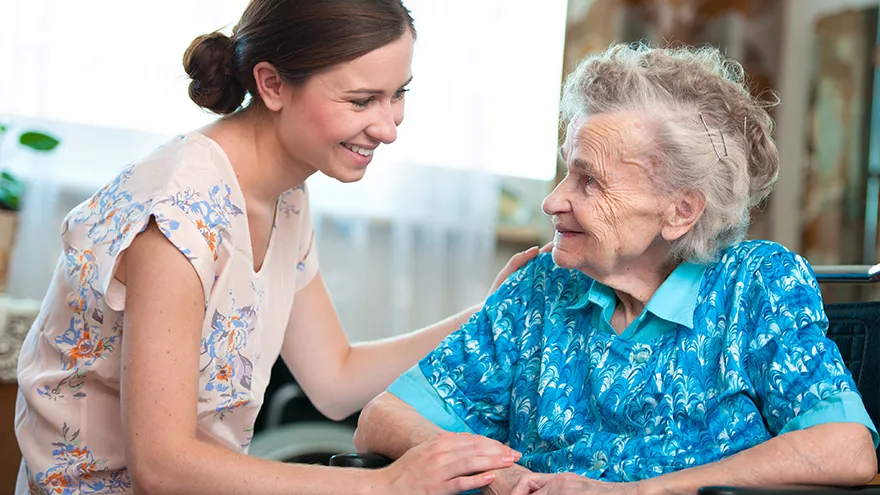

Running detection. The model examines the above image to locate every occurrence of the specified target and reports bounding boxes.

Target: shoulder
[495,251,584,290]
[698,240,817,307]
[704,240,813,286]
[148,132,239,197]
[65,132,245,271]
[71,132,233,213]
[488,252,590,312]
[701,240,825,332]
[134,133,246,231]
[716,239,800,268]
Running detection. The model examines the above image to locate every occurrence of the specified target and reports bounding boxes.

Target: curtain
[0,1,567,339]
[0,0,567,180]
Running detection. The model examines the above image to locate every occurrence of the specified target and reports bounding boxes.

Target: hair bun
[183,31,246,115]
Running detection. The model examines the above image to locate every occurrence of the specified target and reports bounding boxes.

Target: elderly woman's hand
[510,472,640,495]
[482,463,536,495]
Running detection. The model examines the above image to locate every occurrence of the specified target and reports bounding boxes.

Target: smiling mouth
[342,143,375,157]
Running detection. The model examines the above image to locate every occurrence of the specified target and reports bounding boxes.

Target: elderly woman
[352,43,879,495]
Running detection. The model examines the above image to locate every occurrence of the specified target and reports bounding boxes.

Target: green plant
[0,124,61,211]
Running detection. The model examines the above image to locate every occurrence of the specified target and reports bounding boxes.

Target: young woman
[15,1,536,493]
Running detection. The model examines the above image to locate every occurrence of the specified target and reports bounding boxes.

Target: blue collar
[568,262,707,330]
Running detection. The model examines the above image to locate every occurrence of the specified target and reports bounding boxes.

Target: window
[0,0,566,180]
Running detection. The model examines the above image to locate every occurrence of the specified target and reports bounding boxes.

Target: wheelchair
[248,360,359,464]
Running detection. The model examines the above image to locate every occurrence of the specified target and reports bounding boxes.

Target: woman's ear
[253,61,286,112]
[661,189,706,242]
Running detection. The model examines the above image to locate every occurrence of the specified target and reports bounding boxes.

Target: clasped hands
[373,431,638,495]
[486,463,640,495]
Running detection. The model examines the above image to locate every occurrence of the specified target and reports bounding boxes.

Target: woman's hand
[511,473,639,495]
[376,431,522,495]
[488,243,553,296]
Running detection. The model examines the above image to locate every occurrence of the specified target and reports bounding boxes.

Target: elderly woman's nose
[542,186,570,216]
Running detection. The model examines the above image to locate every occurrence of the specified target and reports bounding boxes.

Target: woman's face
[542,113,675,279]
[274,30,415,183]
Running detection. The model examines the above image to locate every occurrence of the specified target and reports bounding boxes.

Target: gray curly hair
[560,42,779,263]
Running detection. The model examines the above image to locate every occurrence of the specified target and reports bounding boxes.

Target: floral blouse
[15,132,319,494]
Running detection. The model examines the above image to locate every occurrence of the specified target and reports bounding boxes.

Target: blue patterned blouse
[388,241,878,482]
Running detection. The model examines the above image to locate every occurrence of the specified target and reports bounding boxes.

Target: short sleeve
[387,365,476,434]
[780,391,878,447]
[745,250,878,445]
[98,195,219,312]
[293,186,319,291]
[406,258,536,442]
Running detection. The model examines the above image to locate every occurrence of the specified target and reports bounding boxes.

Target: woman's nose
[366,104,399,144]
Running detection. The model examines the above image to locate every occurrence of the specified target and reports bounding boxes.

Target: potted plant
[0,124,60,293]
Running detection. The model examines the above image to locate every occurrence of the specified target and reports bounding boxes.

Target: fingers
[442,470,497,493]
[434,432,520,464]
[386,433,520,495]
[521,245,541,257]
[505,246,539,269]
[444,449,515,475]
[461,432,520,461]
[511,473,552,495]
[430,433,520,484]
[488,246,542,294]
[516,242,552,260]
[507,246,541,271]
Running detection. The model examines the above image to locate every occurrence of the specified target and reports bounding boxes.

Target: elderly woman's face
[543,113,673,277]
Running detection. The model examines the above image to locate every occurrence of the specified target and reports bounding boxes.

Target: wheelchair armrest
[329,452,392,469]
[699,485,880,495]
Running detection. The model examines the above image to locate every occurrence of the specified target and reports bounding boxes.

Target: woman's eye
[352,89,408,109]
[393,88,410,100]
[351,97,374,108]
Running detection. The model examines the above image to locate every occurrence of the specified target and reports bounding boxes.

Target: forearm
[638,423,877,495]
[354,391,445,459]
[335,303,481,415]
[132,437,381,495]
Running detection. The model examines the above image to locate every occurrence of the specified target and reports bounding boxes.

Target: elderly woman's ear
[660,189,705,242]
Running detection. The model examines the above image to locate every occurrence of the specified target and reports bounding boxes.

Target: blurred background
[1,0,879,489]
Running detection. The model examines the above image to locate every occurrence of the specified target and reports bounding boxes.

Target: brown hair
[183,0,416,115]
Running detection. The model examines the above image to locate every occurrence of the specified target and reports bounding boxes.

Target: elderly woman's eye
[583,176,596,187]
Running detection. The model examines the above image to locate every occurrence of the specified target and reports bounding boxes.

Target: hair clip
[699,112,728,160]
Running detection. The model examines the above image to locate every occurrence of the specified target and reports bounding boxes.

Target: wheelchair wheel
[248,421,356,465]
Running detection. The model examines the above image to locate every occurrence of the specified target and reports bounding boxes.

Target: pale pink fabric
[15,132,318,493]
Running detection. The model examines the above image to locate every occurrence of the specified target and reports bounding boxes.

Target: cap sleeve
[97,188,227,312]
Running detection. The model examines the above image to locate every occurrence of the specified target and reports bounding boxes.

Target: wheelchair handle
[813,264,880,283]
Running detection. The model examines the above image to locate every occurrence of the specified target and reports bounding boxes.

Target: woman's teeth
[343,143,374,157]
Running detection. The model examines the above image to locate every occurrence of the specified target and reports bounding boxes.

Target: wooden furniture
[0,296,40,493]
